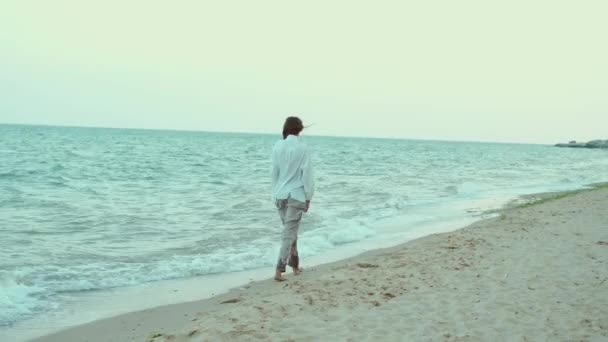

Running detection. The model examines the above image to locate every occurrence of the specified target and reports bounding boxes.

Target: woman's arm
[271,145,280,193]
[302,146,314,203]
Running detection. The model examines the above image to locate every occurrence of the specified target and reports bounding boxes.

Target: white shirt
[271,135,314,202]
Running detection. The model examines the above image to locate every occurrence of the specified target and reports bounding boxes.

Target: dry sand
[32,187,608,342]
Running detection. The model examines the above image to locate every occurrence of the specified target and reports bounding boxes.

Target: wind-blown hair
[282,116,304,139]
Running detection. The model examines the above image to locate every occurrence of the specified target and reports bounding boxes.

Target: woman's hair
[282,116,304,139]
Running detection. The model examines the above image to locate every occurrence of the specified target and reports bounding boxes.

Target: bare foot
[292,267,302,275]
[274,271,285,282]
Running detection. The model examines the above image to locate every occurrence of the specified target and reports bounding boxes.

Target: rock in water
[585,140,608,148]
[555,139,608,149]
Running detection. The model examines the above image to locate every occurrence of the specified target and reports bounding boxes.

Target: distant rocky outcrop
[556,140,608,149]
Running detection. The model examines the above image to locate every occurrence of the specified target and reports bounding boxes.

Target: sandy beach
[31,186,608,342]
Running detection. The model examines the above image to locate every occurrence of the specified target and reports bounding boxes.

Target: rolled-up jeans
[276,198,306,272]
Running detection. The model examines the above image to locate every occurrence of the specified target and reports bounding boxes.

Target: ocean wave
[443,185,459,195]
[0,272,51,327]
[201,180,229,185]
[0,217,378,324]
[323,222,375,246]
[0,171,17,179]
[48,180,69,188]
[50,164,65,172]
[0,169,44,180]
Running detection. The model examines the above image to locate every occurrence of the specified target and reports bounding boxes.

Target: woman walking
[271,117,314,281]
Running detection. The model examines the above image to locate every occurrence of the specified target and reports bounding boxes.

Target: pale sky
[1,0,606,143]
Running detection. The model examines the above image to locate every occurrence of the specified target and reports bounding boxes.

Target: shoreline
[29,184,608,341]
[6,206,483,342]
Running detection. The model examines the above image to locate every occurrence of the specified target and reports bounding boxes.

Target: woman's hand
[305,200,311,212]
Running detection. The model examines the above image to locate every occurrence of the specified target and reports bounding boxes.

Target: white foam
[0,272,50,327]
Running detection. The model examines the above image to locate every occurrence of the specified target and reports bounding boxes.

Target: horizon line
[0,122,552,146]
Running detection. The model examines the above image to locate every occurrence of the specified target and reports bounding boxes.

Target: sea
[1,124,607,340]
